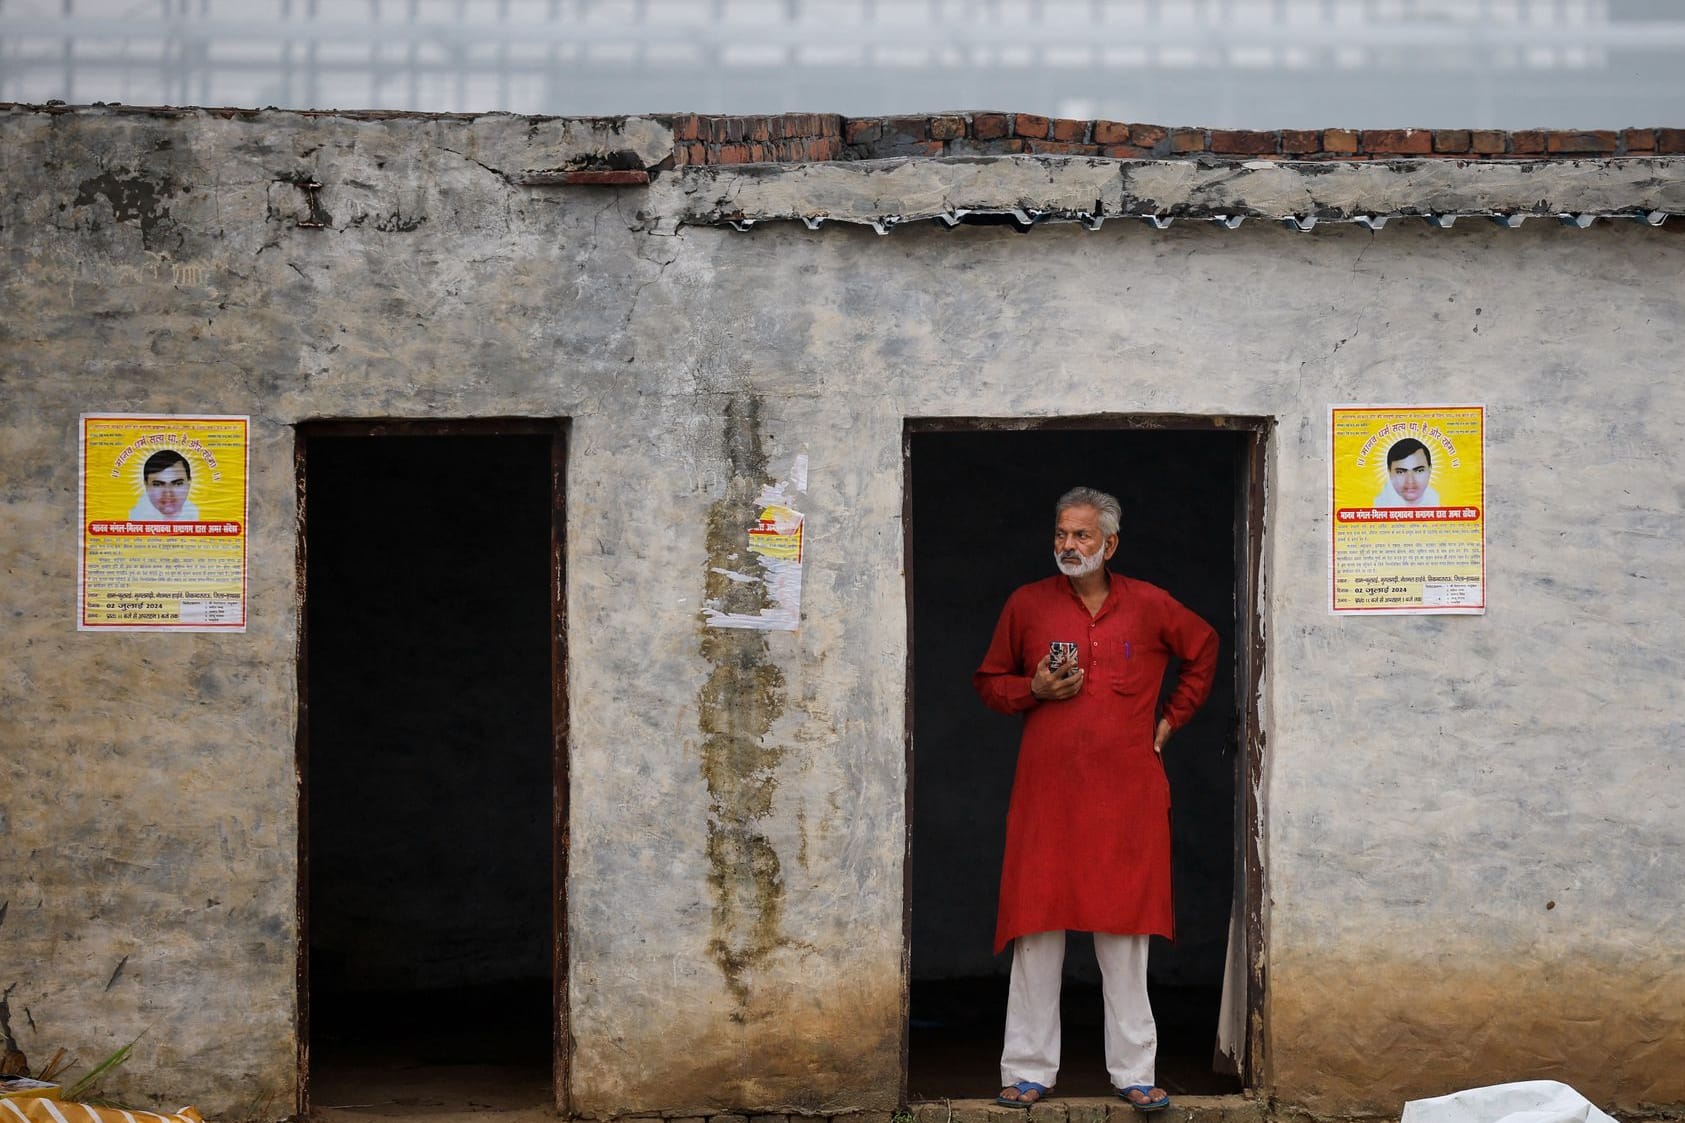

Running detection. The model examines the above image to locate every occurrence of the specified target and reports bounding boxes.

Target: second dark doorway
[301,427,563,1115]
[907,424,1250,1101]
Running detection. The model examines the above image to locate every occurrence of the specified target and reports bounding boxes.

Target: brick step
[908,1094,1267,1123]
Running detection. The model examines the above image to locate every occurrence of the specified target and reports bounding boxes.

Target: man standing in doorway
[974,486,1218,1112]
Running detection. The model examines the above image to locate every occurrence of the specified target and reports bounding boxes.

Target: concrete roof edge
[648,155,1685,229]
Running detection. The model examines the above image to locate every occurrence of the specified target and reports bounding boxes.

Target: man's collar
[1060,567,1119,601]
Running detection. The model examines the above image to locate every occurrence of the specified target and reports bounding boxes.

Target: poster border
[1327,402,1486,617]
[77,412,252,633]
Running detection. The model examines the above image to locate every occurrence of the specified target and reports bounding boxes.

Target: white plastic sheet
[1402,1081,1618,1123]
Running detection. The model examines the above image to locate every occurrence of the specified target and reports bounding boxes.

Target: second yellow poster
[1329,405,1486,615]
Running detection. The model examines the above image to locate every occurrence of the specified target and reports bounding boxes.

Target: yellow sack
[0,1080,59,1102]
[0,1100,203,1123]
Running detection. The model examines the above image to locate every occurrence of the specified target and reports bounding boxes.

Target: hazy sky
[2,1,1683,127]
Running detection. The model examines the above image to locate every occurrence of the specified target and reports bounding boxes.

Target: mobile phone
[1049,641,1079,673]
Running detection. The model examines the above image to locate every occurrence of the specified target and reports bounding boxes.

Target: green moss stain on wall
[697,395,790,1010]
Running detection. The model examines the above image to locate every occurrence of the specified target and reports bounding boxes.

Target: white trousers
[1000,930,1157,1090]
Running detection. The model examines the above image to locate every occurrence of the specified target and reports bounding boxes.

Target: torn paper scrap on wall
[704,455,807,631]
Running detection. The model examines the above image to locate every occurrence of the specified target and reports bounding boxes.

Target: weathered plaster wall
[1,107,1681,1119]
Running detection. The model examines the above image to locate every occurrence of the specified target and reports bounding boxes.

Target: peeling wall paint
[703,426,808,632]
[1,106,1682,1120]
[72,169,179,248]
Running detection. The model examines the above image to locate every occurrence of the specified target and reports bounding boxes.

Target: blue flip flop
[997,1080,1052,1108]
[1117,1085,1171,1112]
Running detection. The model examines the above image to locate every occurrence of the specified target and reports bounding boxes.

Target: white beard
[1055,549,1104,578]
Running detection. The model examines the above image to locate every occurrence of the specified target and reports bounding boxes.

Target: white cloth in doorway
[1000,930,1157,1090]
[1214,903,1244,1076]
[1402,1081,1619,1123]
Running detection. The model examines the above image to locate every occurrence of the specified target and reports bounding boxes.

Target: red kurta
[974,571,1218,954]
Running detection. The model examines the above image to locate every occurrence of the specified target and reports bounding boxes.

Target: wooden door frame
[898,414,1272,1096]
[293,417,571,1116]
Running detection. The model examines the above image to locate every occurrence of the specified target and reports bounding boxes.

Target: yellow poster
[1329,405,1485,615]
[78,414,250,632]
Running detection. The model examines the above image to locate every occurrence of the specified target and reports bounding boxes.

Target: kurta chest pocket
[1109,637,1161,694]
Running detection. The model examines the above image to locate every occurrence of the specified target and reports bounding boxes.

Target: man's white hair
[1055,486,1122,537]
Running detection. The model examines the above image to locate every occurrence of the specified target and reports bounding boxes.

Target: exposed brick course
[1014,113,1052,139]
[1129,123,1168,147]
[1093,120,1131,145]
[1362,128,1432,155]
[1323,128,1358,154]
[929,115,967,140]
[1211,129,1277,156]
[883,114,931,138]
[1471,130,1507,155]
[1547,130,1618,154]
[844,118,881,145]
[1170,127,1206,153]
[559,169,651,186]
[862,120,946,157]
[1623,129,1656,153]
[1279,129,1320,155]
[807,136,843,161]
[1050,117,1089,142]
[650,112,1683,171]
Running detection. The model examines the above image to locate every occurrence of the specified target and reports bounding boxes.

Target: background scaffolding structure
[3,0,1684,124]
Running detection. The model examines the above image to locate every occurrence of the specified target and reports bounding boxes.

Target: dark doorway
[297,422,566,1116]
[904,421,1263,1101]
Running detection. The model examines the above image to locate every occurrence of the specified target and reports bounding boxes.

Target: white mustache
[1055,549,1103,576]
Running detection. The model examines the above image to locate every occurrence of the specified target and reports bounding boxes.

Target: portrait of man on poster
[1372,438,1442,508]
[128,449,202,522]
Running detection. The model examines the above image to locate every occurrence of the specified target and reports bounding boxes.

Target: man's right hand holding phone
[1030,653,1084,701]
